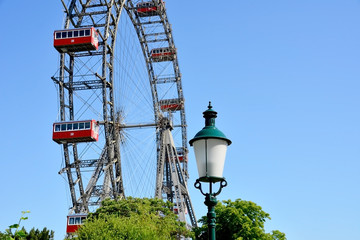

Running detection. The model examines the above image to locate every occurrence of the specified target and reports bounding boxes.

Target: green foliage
[0,211,54,240]
[74,197,193,240]
[25,228,54,240]
[193,199,286,240]
[270,230,287,240]
[1,211,30,240]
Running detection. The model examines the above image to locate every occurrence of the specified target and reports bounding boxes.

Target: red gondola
[52,120,99,144]
[176,147,187,162]
[159,98,183,112]
[66,214,87,234]
[54,27,99,53]
[178,154,187,162]
[173,206,188,214]
[136,0,165,17]
[150,47,176,62]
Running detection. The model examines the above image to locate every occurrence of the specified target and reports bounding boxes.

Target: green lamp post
[189,102,231,240]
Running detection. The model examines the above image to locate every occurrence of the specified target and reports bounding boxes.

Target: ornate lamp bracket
[194,178,228,197]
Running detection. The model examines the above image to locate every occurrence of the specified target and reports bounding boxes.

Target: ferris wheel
[52,0,197,228]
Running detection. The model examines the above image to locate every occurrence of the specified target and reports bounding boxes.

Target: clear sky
[0,0,359,239]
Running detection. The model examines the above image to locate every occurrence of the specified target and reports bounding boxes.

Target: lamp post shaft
[205,193,217,240]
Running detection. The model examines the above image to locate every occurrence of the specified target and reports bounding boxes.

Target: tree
[74,197,193,240]
[26,228,54,240]
[193,199,286,240]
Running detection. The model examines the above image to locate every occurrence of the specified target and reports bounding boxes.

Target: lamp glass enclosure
[193,138,229,182]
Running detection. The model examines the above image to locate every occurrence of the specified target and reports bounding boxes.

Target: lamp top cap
[203,101,217,117]
[189,101,232,146]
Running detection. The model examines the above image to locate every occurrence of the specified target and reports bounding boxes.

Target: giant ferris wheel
[51,0,196,227]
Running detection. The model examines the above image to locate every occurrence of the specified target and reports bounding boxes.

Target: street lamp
[189,102,231,240]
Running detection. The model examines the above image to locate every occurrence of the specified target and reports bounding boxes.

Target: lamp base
[198,176,225,183]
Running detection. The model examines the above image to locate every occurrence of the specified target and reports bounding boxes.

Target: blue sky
[0,0,360,239]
